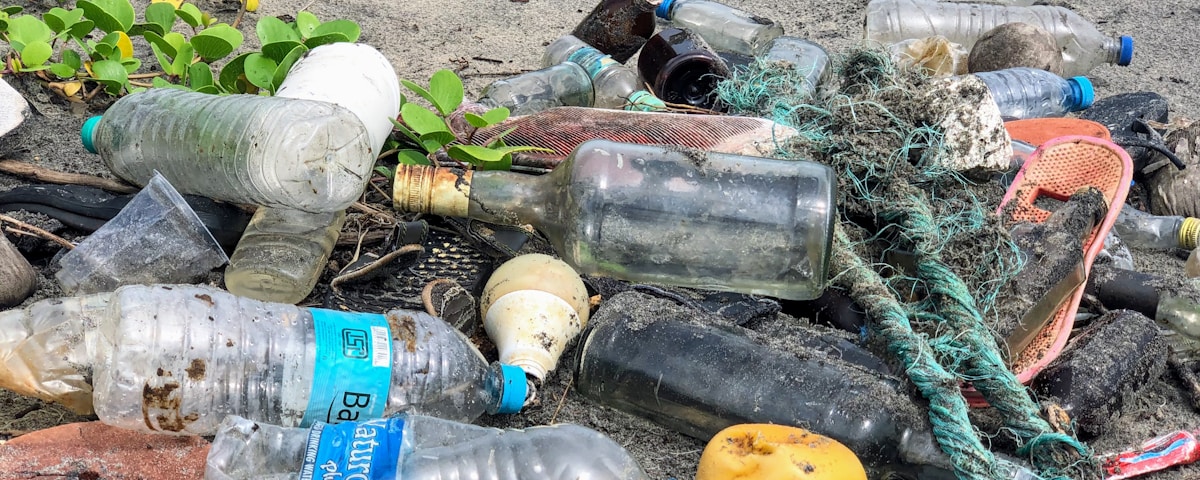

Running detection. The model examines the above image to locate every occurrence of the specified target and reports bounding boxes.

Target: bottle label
[567,47,618,79]
[300,417,404,480]
[304,308,393,426]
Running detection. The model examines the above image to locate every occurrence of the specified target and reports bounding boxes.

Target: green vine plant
[0,0,360,99]
[384,69,551,172]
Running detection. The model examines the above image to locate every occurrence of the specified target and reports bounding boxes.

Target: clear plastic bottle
[969,67,1094,120]
[655,0,784,56]
[477,62,596,116]
[205,414,650,480]
[542,35,666,111]
[636,27,730,110]
[1112,206,1200,250]
[1189,247,1200,278]
[225,208,346,304]
[757,36,832,99]
[864,0,1134,77]
[0,284,527,435]
[81,89,374,213]
[392,139,836,301]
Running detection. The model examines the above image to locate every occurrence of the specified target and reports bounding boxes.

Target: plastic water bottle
[1113,206,1200,250]
[477,62,597,116]
[81,89,374,213]
[969,67,1094,120]
[204,414,650,480]
[0,284,527,435]
[864,0,1134,77]
[655,0,784,56]
[542,35,666,111]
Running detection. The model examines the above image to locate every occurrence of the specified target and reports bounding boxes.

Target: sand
[1,0,1199,478]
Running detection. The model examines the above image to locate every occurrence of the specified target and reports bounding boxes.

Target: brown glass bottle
[637,27,730,110]
[571,0,656,63]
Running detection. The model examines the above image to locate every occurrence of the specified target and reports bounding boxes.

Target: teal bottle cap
[81,116,102,153]
[1118,36,1134,66]
[1067,76,1094,111]
[656,0,676,19]
[496,363,528,414]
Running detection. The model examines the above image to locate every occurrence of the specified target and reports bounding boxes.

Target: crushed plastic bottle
[969,67,1094,120]
[392,139,835,301]
[81,89,374,213]
[655,0,784,56]
[0,284,526,435]
[864,0,1134,77]
[1112,206,1200,250]
[542,35,666,111]
[205,414,650,480]
[476,62,596,116]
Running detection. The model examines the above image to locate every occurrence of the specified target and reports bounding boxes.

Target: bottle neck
[1103,36,1122,64]
[391,165,556,230]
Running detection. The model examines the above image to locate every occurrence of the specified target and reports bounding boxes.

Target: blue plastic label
[303,309,393,427]
[567,47,617,79]
[299,417,405,480]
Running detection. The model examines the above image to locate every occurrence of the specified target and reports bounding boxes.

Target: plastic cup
[55,173,229,295]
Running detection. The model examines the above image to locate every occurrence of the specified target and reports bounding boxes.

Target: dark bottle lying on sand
[637,27,730,110]
[392,139,835,301]
[570,0,656,63]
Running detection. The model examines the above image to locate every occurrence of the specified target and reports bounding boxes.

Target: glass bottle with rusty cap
[392,139,836,301]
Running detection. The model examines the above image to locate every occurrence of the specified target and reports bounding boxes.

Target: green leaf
[390,118,422,146]
[482,106,510,125]
[194,85,219,94]
[463,113,489,129]
[90,42,114,61]
[62,48,82,70]
[170,41,193,76]
[427,69,463,116]
[120,56,141,74]
[144,2,176,34]
[148,41,173,73]
[481,153,512,171]
[294,11,318,38]
[396,150,431,166]
[18,41,53,69]
[7,15,53,50]
[152,75,191,90]
[217,52,251,92]
[420,131,457,149]
[255,16,299,44]
[309,19,359,42]
[91,58,128,95]
[0,13,10,33]
[190,24,243,62]
[373,165,394,179]
[400,103,450,136]
[175,3,202,28]
[2,6,23,15]
[44,7,84,34]
[78,0,135,33]
[67,19,96,39]
[420,138,445,155]
[302,32,350,50]
[49,62,76,78]
[270,45,306,91]
[188,61,213,89]
[260,40,303,63]
[400,79,438,109]
[242,52,276,90]
[447,144,508,163]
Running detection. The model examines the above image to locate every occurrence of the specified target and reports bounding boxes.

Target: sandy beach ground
[1,0,1199,478]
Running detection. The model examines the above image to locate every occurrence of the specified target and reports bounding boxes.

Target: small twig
[84,84,105,102]
[0,159,138,193]
[0,214,74,250]
[127,80,154,88]
[231,0,248,30]
[470,56,504,64]
[335,229,391,247]
[459,70,534,78]
[1169,349,1200,412]
[127,72,165,79]
[549,376,573,424]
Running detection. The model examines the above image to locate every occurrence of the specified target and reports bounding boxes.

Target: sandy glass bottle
[392,139,836,301]
[543,35,666,111]
[225,208,346,304]
[655,0,784,56]
[637,27,730,110]
[570,0,656,63]
[477,62,596,116]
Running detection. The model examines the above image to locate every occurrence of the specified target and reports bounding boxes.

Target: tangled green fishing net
[715,49,1097,480]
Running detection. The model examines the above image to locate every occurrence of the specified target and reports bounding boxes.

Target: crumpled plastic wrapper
[891,36,969,77]
[1147,118,1200,218]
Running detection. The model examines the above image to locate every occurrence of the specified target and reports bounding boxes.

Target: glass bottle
[655,0,784,56]
[476,62,596,116]
[757,36,832,99]
[864,0,1134,77]
[391,139,836,301]
[543,35,666,111]
[224,208,346,304]
[1112,206,1200,250]
[636,27,730,110]
[570,0,656,63]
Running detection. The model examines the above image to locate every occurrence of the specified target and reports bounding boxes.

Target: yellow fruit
[697,424,867,480]
[245,0,258,12]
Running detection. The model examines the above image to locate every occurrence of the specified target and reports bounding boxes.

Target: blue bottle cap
[81,116,102,154]
[496,363,528,414]
[1067,76,1094,111]
[656,0,676,19]
[1118,36,1134,66]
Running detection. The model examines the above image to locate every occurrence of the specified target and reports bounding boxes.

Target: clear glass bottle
[224,208,346,304]
[757,36,832,99]
[205,414,650,480]
[0,284,527,435]
[970,67,1094,120]
[391,139,836,301]
[655,0,784,56]
[636,27,730,110]
[570,0,656,63]
[81,89,374,213]
[477,62,596,116]
[864,0,1134,77]
[1112,206,1200,250]
[543,35,666,111]
[1188,247,1200,278]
